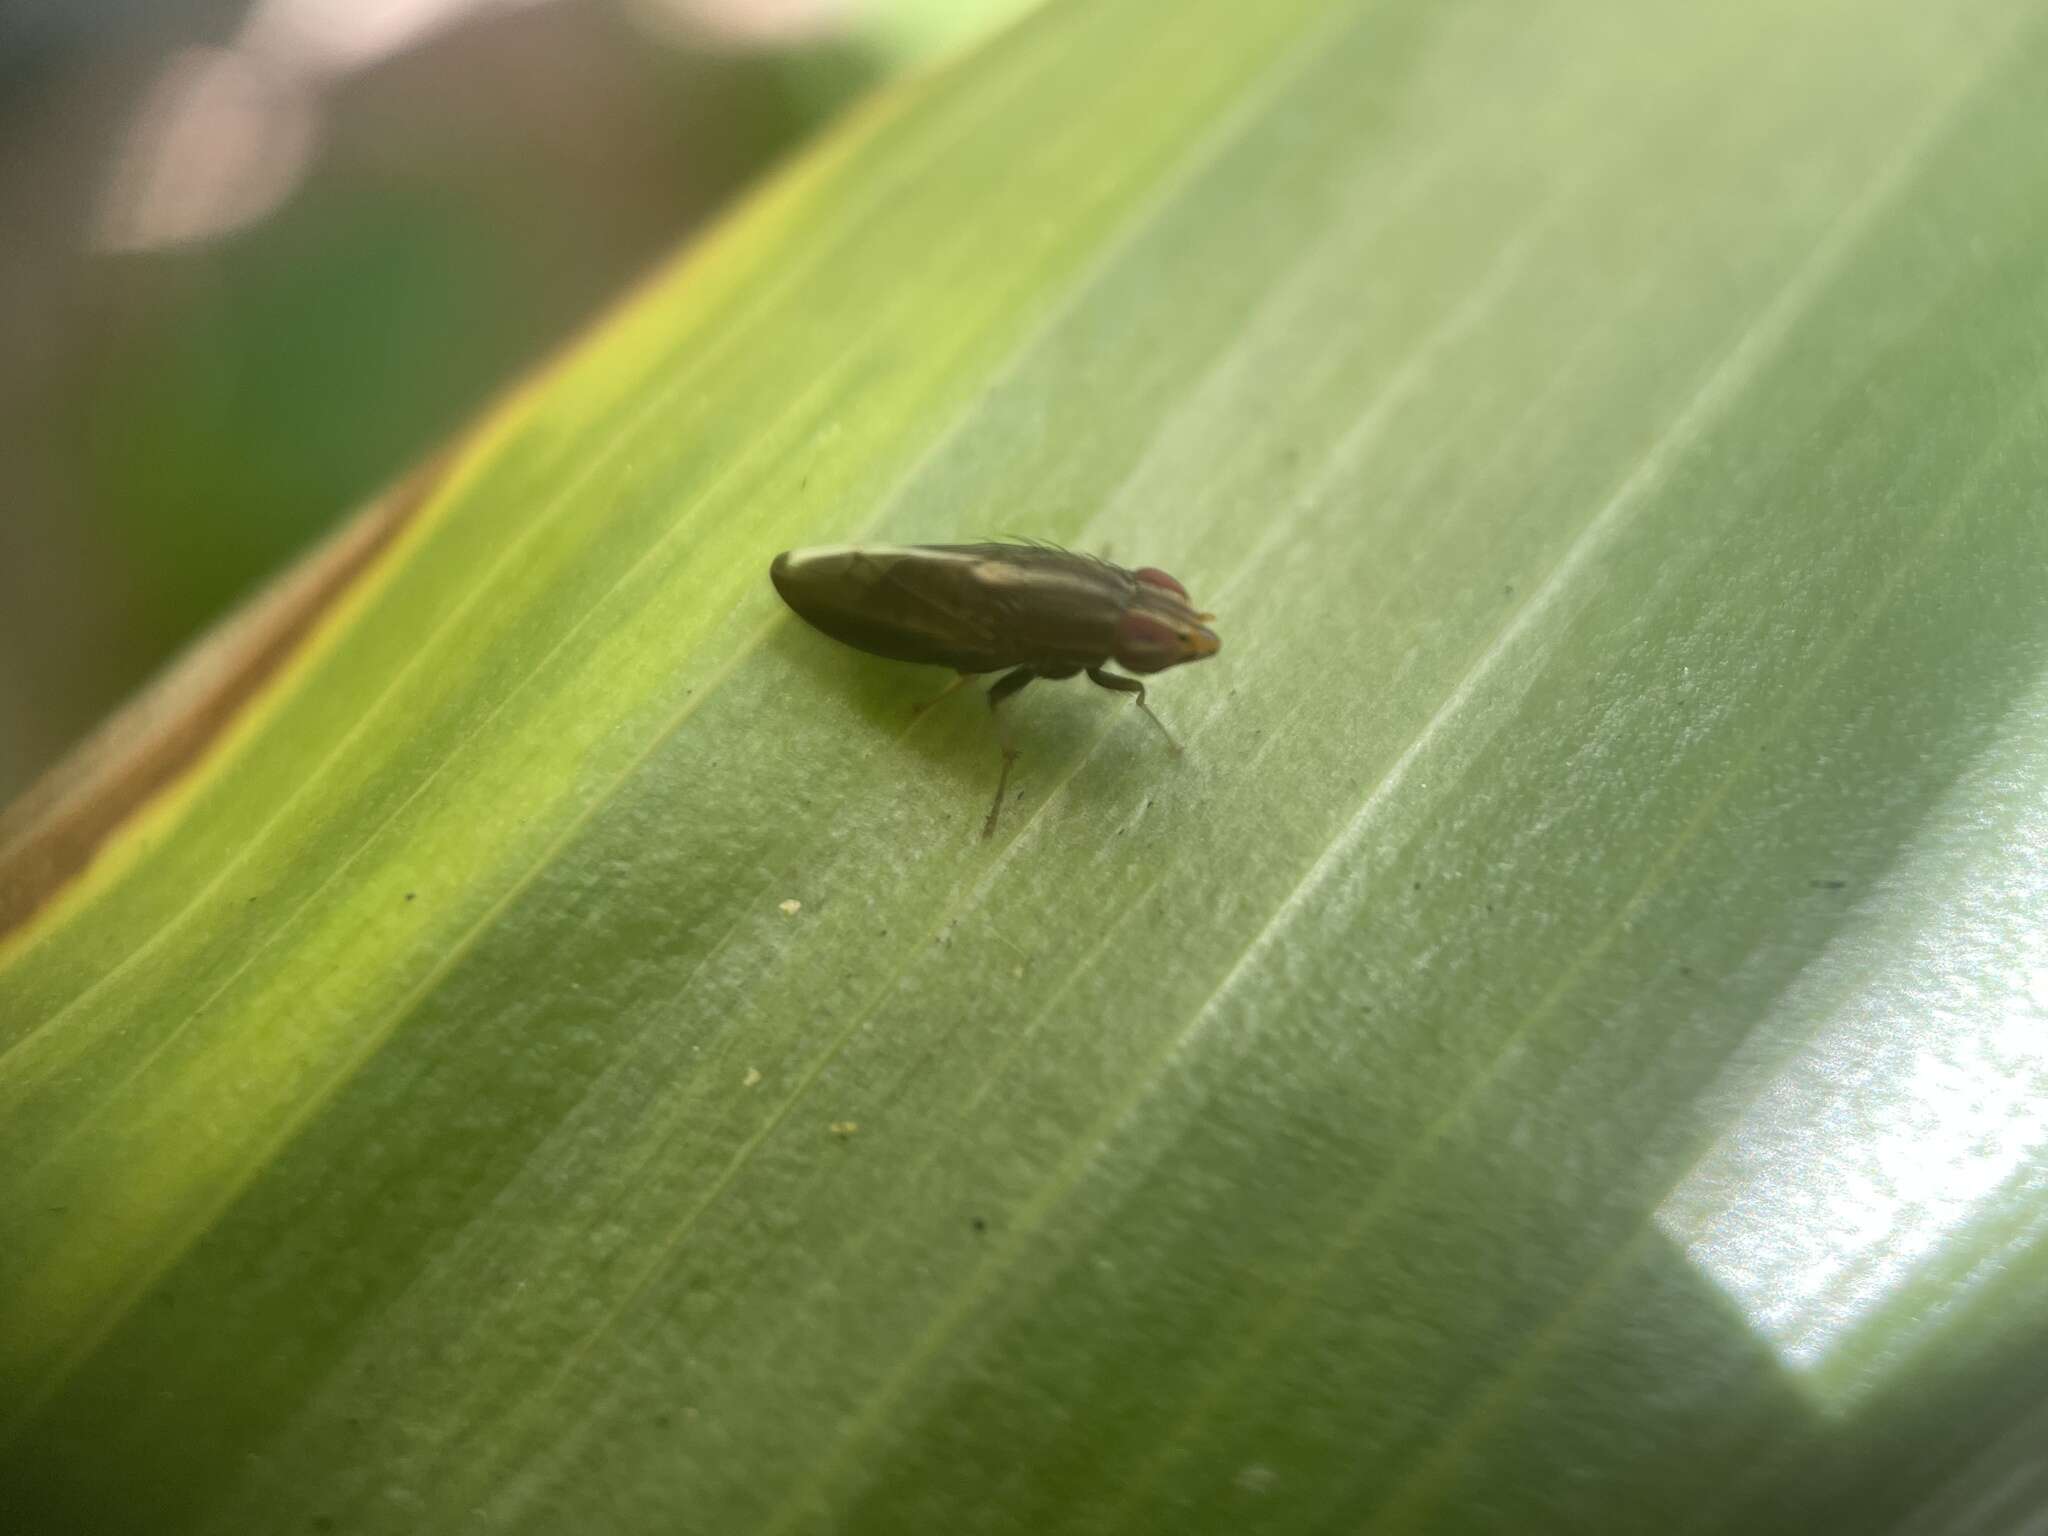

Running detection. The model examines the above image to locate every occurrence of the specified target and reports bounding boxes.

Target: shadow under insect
[772,624,1156,839]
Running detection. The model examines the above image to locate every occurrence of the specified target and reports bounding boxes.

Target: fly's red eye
[1114,611,1185,674]
[1133,567,1188,600]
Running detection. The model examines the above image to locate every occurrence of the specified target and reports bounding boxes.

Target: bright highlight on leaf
[1659,671,2048,1409]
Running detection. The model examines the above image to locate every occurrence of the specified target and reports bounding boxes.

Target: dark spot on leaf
[312,1517,336,1534]
[405,892,416,902]
[1810,878,1848,890]
[1412,880,1422,892]
[1680,965,1694,978]
[1504,584,1515,596]
[971,1216,988,1234]
[655,1411,674,1430]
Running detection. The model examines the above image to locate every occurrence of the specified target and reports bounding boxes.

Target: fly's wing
[773,543,1134,672]
[771,545,1022,672]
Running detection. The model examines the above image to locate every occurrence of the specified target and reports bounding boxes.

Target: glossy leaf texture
[5,0,2048,1531]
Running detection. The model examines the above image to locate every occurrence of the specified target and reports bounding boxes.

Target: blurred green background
[0,0,1035,807]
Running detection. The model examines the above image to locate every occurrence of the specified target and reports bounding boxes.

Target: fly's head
[1112,566,1221,675]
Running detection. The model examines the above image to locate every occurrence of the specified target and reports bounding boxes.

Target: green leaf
[5,0,2047,1530]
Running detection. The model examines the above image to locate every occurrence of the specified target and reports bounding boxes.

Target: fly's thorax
[967,550,1132,668]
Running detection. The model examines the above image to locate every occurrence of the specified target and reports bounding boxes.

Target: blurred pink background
[0,0,1027,805]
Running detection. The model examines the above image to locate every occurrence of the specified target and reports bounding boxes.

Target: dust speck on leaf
[779,898,803,916]
[829,1121,860,1138]
[743,1066,763,1088]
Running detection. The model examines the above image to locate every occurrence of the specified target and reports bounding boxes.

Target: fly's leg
[911,671,975,719]
[1087,667,1181,755]
[981,667,1037,838]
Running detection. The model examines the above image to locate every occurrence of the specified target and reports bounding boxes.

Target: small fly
[769,541,1221,837]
